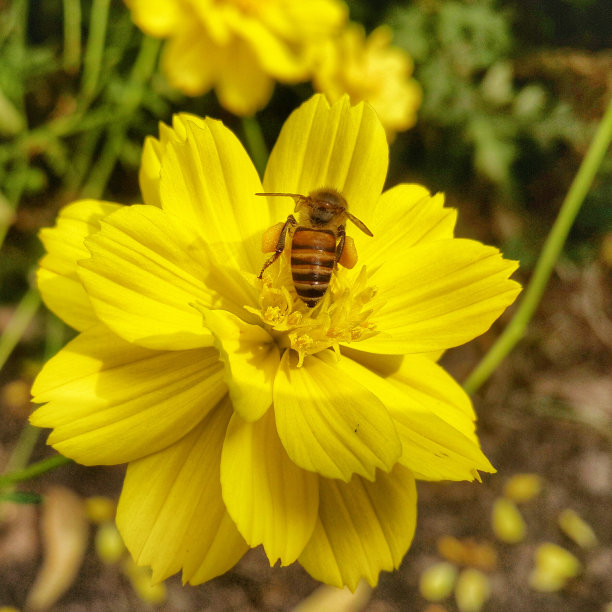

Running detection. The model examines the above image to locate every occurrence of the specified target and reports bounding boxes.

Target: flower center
[247,251,381,366]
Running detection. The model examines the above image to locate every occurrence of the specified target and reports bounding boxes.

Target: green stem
[4,424,40,475]
[80,0,110,108]
[81,35,160,197]
[127,35,162,96]
[80,122,127,198]
[0,1,29,249]
[8,0,28,115]
[0,189,15,250]
[242,115,269,177]
[0,455,73,489]
[2,315,66,489]
[43,312,67,361]
[464,98,612,395]
[63,126,104,194]
[63,0,82,74]
[0,88,26,136]
[0,285,40,372]
[14,105,121,152]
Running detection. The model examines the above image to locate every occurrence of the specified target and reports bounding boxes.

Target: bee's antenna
[255,192,302,198]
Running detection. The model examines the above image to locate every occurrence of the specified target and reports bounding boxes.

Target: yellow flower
[313,23,422,140]
[31,95,520,590]
[125,0,347,115]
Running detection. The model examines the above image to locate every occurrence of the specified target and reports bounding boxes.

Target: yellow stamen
[255,253,381,365]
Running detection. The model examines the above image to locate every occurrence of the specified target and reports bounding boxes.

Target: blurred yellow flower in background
[313,24,422,140]
[125,0,347,115]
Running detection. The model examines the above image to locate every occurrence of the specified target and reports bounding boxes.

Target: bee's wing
[346,211,374,237]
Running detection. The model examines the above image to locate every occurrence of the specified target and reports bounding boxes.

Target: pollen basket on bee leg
[261,222,285,253]
[338,235,358,269]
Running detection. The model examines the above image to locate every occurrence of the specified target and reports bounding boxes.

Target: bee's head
[309,188,347,211]
[304,188,347,226]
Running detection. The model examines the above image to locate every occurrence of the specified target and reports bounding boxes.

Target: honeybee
[257,188,373,308]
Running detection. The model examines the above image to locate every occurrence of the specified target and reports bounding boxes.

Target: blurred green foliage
[375,0,609,266]
[385,0,610,197]
[392,0,522,187]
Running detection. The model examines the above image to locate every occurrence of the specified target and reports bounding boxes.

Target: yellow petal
[30,325,225,465]
[262,95,388,225]
[125,0,185,37]
[273,350,401,482]
[334,352,493,481]
[37,199,121,331]
[79,204,238,350]
[215,39,276,116]
[395,412,494,481]
[202,308,279,422]
[139,136,164,207]
[344,348,476,437]
[220,409,318,565]
[355,185,456,271]
[116,399,249,585]
[263,0,347,41]
[359,239,521,354]
[299,464,417,591]
[231,17,309,81]
[140,112,243,208]
[161,24,220,96]
[167,112,215,141]
[159,116,269,276]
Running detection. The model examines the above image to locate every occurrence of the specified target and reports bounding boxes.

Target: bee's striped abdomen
[291,227,336,308]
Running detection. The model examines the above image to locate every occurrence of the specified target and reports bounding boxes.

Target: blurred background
[0,0,610,610]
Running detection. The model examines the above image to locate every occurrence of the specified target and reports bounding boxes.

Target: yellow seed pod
[536,543,582,575]
[491,498,526,543]
[95,522,126,564]
[84,496,116,524]
[558,509,598,549]
[419,562,458,602]
[131,575,167,606]
[0,607,22,612]
[454,568,491,612]
[529,543,581,592]
[503,473,542,503]
[292,581,372,612]
[122,558,167,605]
[528,568,567,593]
[436,536,497,570]
[1,379,31,415]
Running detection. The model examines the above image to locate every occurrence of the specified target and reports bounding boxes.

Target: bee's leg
[336,225,358,269]
[334,225,346,269]
[258,215,297,279]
